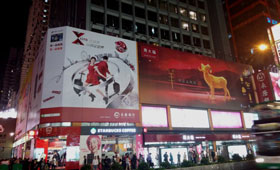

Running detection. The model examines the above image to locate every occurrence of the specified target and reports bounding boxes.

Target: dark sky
[1,0,31,83]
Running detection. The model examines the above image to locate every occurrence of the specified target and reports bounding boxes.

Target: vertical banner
[79,135,102,166]
[269,72,280,100]
[253,70,274,103]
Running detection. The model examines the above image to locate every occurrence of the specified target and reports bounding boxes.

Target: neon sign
[267,17,278,25]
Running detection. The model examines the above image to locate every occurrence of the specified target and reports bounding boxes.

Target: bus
[252,108,280,169]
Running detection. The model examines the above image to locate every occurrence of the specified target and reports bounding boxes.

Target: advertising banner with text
[138,43,255,110]
[41,27,139,123]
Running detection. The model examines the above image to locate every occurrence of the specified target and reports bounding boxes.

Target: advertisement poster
[253,70,274,103]
[41,27,139,122]
[269,72,280,100]
[79,135,102,165]
[138,43,254,110]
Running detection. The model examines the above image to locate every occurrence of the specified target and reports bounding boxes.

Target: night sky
[1,0,31,83]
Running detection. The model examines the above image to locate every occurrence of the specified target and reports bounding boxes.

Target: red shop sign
[253,70,274,103]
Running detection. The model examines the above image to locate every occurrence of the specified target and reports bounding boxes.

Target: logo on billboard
[114,112,120,119]
[115,41,127,53]
[72,31,86,45]
[256,72,265,82]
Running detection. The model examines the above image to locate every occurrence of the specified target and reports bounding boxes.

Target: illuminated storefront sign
[81,127,141,135]
[211,110,243,128]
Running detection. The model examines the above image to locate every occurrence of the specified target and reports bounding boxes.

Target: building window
[148,11,157,22]
[136,22,146,34]
[183,35,191,45]
[193,37,201,47]
[91,10,104,25]
[179,7,188,17]
[159,14,168,25]
[122,19,133,32]
[198,1,205,9]
[159,0,168,10]
[135,7,145,19]
[189,11,197,20]
[91,0,104,7]
[201,26,208,35]
[200,13,206,22]
[171,18,179,28]
[107,0,119,11]
[169,4,178,14]
[107,15,119,29]
[189,0,196,6]
[182,21,189,31]
[172,32,181,42]
[149,26,158,38]
[122,3,132,15]
[191,23,199,33]
[161,29,170,40]
[147,0,157,7]
[203,40,211,49]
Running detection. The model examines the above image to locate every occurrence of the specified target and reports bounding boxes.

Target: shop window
[159,14,168,25]
[200,13,206,22]
[193,37,201,47]
[122,3,132,15]
[149,26,158,37]
[107,0,119,11]
[172,32,181,42]
[179,7,188,17]
[91,0,104,7]
[191,23,199,33]
[136,22,146,34]
[189,11,197,20]
[183,34,191,45]
[170,18,179,28]
[198,1,205,9]
[203,39,211,49]
[189,0,196,6]
[148,11,157,22]
[169,3,178,14]
[107,15,119,29]
[147,0,157,7]
[91,10,104,25]
[122,19,133,32]
[135,7,145,19]
[159,0,168,10]
[201,26,208,35]
[161,29,170,40]
[182,21,189,31]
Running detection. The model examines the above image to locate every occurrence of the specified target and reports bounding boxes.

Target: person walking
[92,156,99,170]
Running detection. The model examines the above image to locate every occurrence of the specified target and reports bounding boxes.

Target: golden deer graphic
[198,63,231,100]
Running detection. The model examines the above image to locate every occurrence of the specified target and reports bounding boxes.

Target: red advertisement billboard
[253,70,274,103]
[138,43,255,110]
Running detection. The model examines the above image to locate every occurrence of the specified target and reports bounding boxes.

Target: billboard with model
[138,43,255,110]
[41,27,139,123]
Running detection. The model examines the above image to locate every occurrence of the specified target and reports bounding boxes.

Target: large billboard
[138,43,254,110]
[41,27,139,122]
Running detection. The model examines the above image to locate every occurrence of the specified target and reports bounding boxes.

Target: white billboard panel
[41,27,139,122]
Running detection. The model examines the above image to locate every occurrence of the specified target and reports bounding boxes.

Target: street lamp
[258,44,268,51]
[250,43,269,54]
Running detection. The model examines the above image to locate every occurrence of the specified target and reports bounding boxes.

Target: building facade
[226,0,280,69]
[13,26,258,169]
[21,0,235,88]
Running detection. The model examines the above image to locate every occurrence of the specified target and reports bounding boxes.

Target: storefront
[142,132,255,166]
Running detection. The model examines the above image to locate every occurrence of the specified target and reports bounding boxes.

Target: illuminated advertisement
[41,26,139,122]
[243,112,259,129]
[211,110,242,128]
[138,43,254,110]
[79,135,102,165]
[269,72,280,100]
[271,23,280,64]
[141,106,168,127]
[254,70,274,103]
[170,108,209,128]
